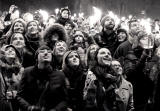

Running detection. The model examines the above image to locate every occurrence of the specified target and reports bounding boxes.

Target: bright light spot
[140,19,152,34]
[23,13,33,22]
[55,8,59,15]
[73,13,77,17]
[108,11,115,19]
[79,13,84,18]
[39,9,49,21]
[89,6,102,27]
[121,17,126,21]
[129,15,132,19]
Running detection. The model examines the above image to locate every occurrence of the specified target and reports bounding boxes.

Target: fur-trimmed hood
[43,23,68,42]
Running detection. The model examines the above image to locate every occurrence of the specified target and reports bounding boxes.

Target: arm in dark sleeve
[4,13,11,21]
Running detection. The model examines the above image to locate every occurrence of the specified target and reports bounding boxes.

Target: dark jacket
[16,66,68,111]
[94,30,118,56]
[62,51,86,111]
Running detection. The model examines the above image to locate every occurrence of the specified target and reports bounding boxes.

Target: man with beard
[16,45,68,111]
[93,15,118,56]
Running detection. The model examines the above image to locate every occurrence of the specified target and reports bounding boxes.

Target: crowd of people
[0,4,160,111]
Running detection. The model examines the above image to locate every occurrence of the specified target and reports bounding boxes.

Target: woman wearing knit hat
[16,45,68,111]
[0,45,23,111]
[62,50,86,111]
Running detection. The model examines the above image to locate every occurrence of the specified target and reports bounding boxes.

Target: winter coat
[83,66,134,111]
[16,66,68,111]
[94,30,118,56]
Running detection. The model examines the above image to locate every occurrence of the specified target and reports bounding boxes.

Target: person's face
[117,32,127,42]
[11,33,25,48]
[89,45,99,58]
[74,31,84,43]
[54,41,67,56]
[64,23,72,33]
[67,51,80,67]
[13,22,24,33]
[97,48,112,66]
[27,22,39,35]
[139,35,153,49]
[111,61,123,76]
[129,21,141,35]
[51,33,59,43]
[5,47,16,59]
[38,49,52,63]
[61,10,69,19]
[104,17,115,30]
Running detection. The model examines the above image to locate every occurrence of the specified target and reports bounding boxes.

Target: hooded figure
[0,45,23,111]
[43,23,68,49]
[56,7,71,26]
[62,50,86,111]
[16,45,68,111]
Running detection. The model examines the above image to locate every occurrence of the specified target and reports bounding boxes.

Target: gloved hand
[28,106,42,111]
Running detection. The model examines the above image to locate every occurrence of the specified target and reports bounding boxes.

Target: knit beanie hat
[100,15,114,27]
[34,45,52,60]
[4,45,22,63]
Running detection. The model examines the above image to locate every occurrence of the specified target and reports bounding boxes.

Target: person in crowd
[43,23,68,49]
[25,20,42,52]
[93,15,118,55]
[70,30,88,67]
[16,45,68,111]
[148,46,160,111]
[6,18,26,38]
[116,28,128,46]
[56,7,72,26]
[64,20,76,37]
[114,18,141,60]
[123,30,153,111]
[62,50,86,111]
[83,47,134,111]
[85,44,99,70]
[0,45,23,111]
[70,30,86,50]
[3,5,20,34]
[53,40,68,70]
[8,32,35,67]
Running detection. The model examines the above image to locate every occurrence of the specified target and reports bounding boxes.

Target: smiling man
[16,45,68,111]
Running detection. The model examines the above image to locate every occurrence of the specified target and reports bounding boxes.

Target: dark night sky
[0,0,160,19]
